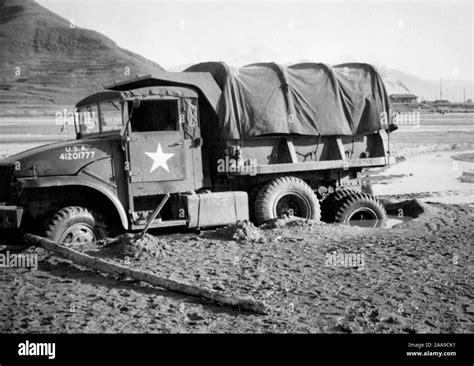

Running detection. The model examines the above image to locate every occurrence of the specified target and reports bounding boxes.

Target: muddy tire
[333,192,387,228]
[254,176,321,225]
[321,188,358,222]
[44,206,108,245]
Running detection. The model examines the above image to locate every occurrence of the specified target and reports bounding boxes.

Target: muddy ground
[1,199,472,333]
[1,113,473,333]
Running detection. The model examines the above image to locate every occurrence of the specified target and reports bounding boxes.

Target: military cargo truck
[0,62,397,244]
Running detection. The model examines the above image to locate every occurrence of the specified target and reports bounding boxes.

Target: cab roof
[104,72,222,112]
[76,86,199,108]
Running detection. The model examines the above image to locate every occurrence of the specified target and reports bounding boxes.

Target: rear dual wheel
[322,190,387,228]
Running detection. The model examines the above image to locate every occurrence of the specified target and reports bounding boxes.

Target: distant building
[390,93,418,103]
[384,80,418,104]
[433,99,451,105]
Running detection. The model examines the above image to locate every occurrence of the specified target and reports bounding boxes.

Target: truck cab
[0,82,248,244]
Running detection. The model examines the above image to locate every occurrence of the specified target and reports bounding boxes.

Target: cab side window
[130,100,179,132]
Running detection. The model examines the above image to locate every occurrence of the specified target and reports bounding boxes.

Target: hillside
[379,67,473,103]
[0,0,164,114]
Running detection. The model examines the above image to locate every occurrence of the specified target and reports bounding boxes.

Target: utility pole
[464,88,466,103]
[440,79,443,101]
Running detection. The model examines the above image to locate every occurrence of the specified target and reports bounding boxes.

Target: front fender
[19,176,129,230]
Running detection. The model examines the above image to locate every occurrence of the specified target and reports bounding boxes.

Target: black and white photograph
[0,0,472,362]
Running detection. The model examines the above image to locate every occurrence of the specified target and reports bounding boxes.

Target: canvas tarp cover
[185,62,392,140]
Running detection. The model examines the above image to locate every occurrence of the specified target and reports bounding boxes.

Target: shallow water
[385,215,411,228]
[372,149,474,204]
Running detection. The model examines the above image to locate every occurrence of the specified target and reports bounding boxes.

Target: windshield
[75,99,123,135]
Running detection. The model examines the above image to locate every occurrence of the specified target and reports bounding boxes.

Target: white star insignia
[145,143,174,173]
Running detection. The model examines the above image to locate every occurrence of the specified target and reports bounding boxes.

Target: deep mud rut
[1,200,472,333]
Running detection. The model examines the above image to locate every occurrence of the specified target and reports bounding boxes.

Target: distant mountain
[166,63,197,72]
[383,79,412,95]
[0,0,164,112]
[378,67,473,103]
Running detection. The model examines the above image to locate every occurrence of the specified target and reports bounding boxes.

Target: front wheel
[43,206,108,245]
[254,176,321,225]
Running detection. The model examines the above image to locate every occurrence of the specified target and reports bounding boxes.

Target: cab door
[127,99,186,183]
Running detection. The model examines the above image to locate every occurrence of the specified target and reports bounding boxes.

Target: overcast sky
[37,0,473,81]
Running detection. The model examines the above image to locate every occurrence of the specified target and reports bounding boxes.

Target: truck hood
[1,134,122,178]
